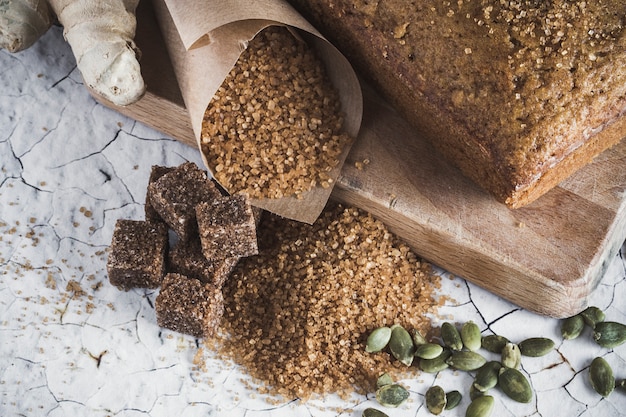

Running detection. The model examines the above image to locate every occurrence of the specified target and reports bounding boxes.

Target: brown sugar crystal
[107,219,168,290]
[200,26,353,199]
[214,203,442,400]
[147,162,222,241]
[196,194,258,260]
[168,237,239,288]
[156,273,224,338]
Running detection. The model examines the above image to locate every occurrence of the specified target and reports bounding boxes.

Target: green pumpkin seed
[501,342,521,369]
[580,306,606,328]
[446,351,487,371]
[419,349,451,373]
[481,334,510,353]
[415,343,444,360]
[389,325,415,366]
[445,390,462,410]
[461,321,482,352]
[376,383,410,407]
[499,367,532,403]
[376,373,394,389]
[366,327,392,353]
[474,361,501,392]
[425,385,447,415]
[518,337,555,357]
[412,329,428,346]
[465,395,494,417]
[561,314,585,340]
[363,408,389,417]
[593,321,626,348]
[441,322,463,351]
[469,383,486,400]
[589,357,615,397]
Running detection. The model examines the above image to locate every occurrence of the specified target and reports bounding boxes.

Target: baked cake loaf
[288,0,626,208]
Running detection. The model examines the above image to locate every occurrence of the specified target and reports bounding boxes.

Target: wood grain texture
[99,0,626,317]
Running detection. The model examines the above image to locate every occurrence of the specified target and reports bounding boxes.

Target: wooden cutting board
[102,1,626,318]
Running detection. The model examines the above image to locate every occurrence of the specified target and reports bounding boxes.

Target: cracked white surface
[1,26,625,417]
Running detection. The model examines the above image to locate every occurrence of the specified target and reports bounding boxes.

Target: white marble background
[1,26,625,417]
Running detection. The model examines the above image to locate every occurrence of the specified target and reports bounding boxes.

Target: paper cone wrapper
[151,0,362,224]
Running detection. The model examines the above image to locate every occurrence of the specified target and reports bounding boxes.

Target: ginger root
[1,0,145,106]
[0,0,53,52]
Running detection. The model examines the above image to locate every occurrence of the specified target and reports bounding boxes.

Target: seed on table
[593,321,626,348]
[425,385,447,415]
[446,351,487,371]
[501,342,521,369]
[441,322,463,351]
[363,408,389,417]
[518,337,555,357]
[376,373,394,389]
[589,357,615,398]
[561,314,585,340]
[415,343,444,360]
[419,349,452,373]
[469,383,486,400]
[389,324,415,366]
[481,334,510,353]
[465,395,494,417]
[376,383,410,408]
[366,326,392,353]
[445,390,462,410]
[473,361,502,392]
[412,328,428,346]
[461,321,482,352]
[580,306,606,328]
[499,367,532,403]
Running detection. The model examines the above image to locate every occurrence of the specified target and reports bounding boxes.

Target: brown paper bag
[151,0,362,224]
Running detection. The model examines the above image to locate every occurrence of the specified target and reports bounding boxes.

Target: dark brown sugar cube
[147,162,222,241]
[145,165,174,222]
[168,238,239,288]
[196,194,258,260]
[107,219,168,290]
[155,273,224,338]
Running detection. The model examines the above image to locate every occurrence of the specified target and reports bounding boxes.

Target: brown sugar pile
[200,26,353,199]
[213,203,442,399]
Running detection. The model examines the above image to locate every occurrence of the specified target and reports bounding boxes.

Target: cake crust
[289,0,626,207]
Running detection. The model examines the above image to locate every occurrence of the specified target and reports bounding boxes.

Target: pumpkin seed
[499,367,532,403]
[376,383,410,408]
[473,361,501,392]
[469,383,486,400]
[501,342,521,369]
[389,325,415,366]
[446,351,487,371]
[461,321,482,352]
[580,306,605,328]
[412,329,428,346]
[425,385,447,415]
[441,322,463,351]
[589,356,615,397]
[465,395,494,417]
[419,349,451,373]
[481,334,510,353]
[363,408,389,417]
[518,337,555,357]
[366,326,392,353]
[593,321,626,348]
[376,373,394,389]
[445,390,462,410]
[561,314,585,340]
[415,343,444,360]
